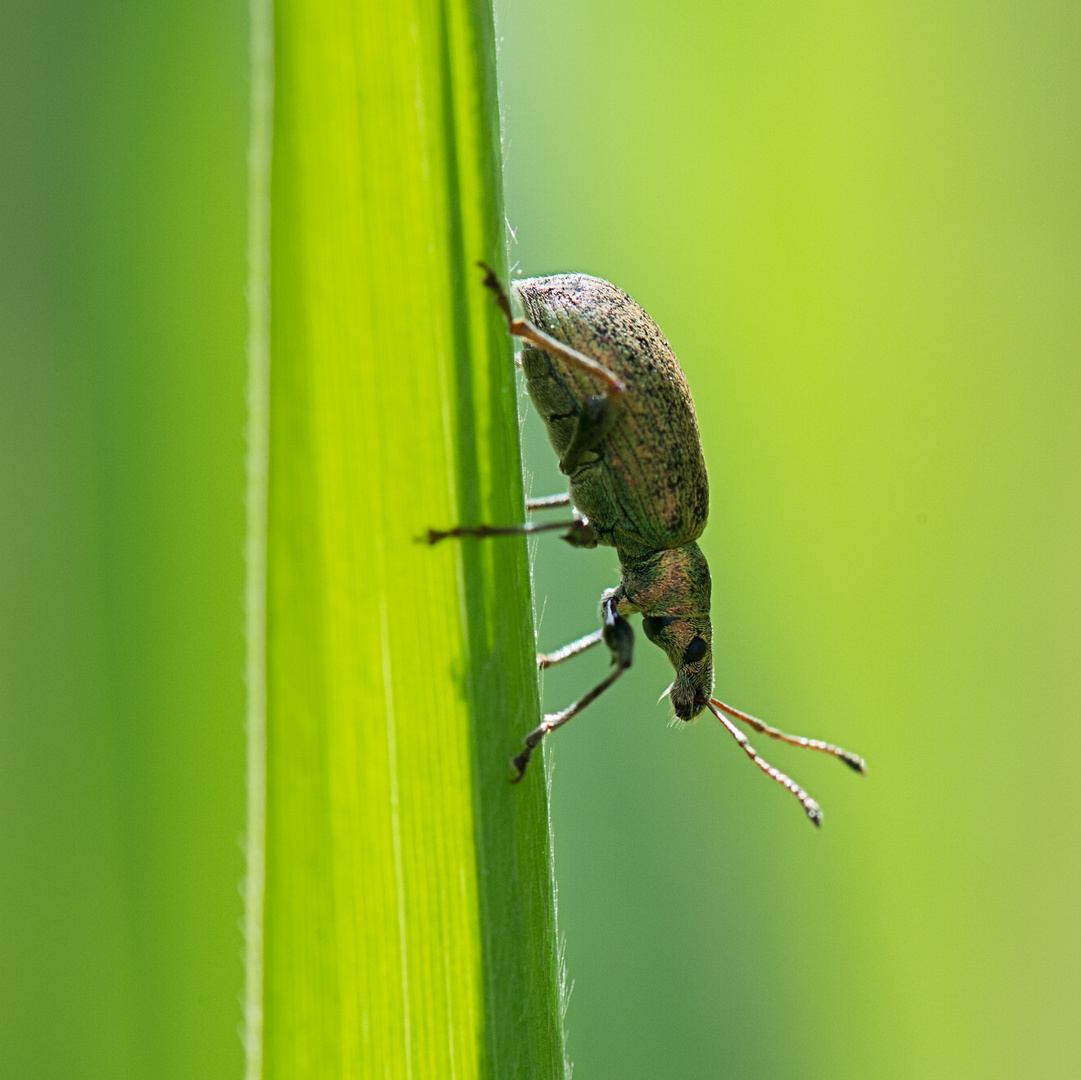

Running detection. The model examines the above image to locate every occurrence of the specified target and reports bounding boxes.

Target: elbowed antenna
[706,700,824,826]
[710,698,867,774]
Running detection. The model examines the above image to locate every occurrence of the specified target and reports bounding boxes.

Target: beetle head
[621,542,714,721]
[642,613,714,721]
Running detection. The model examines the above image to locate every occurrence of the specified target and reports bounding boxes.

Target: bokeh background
[1,0,1078,1077]
[496,1,1081,1078]
[1,3,249,1077]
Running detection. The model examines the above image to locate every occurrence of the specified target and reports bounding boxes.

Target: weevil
[427,264,865,826]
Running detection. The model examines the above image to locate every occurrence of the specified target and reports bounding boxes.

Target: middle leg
[526,492,572,511]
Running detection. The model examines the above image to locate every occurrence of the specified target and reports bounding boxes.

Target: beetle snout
[669,665,713,722]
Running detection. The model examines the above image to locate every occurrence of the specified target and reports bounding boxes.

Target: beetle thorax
[616,542,714,720]
[618,542,711,617]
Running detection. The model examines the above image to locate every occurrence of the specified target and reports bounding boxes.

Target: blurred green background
[1,2,249,1077]
[1,0,1078,1077]
[496,1,1081,1078]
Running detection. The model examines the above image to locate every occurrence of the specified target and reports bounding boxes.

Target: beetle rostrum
[425,264,866,827]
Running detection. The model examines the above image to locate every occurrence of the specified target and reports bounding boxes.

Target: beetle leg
[479,263,626,469]
[424,508,596,547]
[524,492,597,545]
[557,393,622,474]
[424,519,581,544]
[479,263,625,473]
[561,518,599,548]
[512,596,632,781]
[526,492,572,511]
[537,627,604,669]
[479,263,623,393]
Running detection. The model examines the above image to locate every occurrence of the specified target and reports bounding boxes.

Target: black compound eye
[641,615,677,643]
[683,636,708,664]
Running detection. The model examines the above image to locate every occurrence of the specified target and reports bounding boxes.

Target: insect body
[519,272,714,718]
[427,265,865,826]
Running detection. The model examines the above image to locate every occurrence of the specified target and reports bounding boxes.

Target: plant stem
[248,1,567,1075]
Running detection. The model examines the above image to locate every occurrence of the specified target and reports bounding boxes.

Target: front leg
[512,594,633,781]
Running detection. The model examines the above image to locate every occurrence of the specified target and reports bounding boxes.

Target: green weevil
[427,264,865,826]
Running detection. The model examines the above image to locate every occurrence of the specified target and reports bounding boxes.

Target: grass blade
[251,1,567,1075]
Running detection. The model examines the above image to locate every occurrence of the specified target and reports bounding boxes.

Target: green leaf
[246,1,568,1076]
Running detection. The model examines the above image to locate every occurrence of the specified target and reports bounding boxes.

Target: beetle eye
[641,615,677,643]
[683,636,708,664]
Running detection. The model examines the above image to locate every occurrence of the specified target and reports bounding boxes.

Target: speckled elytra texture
[514,274,714,719]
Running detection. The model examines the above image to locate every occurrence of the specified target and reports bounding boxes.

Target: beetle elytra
[426,264,865,826]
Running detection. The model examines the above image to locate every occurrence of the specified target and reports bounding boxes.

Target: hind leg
[479,263,624,473]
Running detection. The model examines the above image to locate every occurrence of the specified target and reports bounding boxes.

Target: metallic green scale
[515,275,708,554]
[514,274,714,723]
